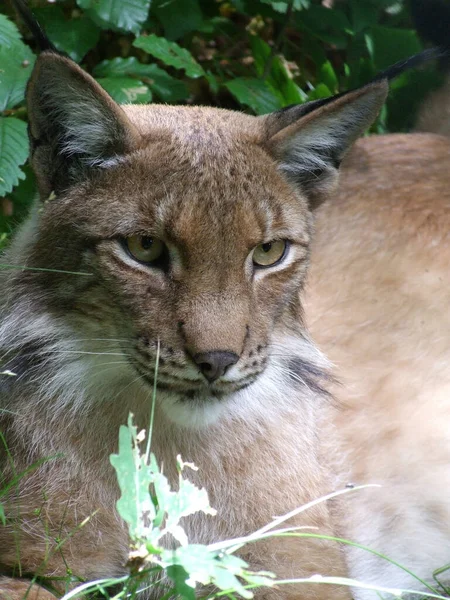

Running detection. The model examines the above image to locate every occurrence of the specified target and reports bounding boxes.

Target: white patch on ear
[28,55,140,183]
[268,82,388,199]
[41,85,124,166]
[278,90,385,179]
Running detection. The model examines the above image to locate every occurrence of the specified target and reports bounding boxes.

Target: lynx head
[1,51,387,427]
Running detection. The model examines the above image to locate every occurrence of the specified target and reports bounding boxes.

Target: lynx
[1,2,450,600]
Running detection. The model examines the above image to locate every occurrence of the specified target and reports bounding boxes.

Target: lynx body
[0,12,450,600]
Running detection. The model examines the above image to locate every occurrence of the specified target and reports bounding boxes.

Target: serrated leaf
[0,40,35,111]
[0,14,22,48]
[0,118,29,197]
[0,166,36,235]
[94,57,189,102]
[133,34,204,78]
[152,0,203,40]
[33,7,100,63]
[77,0,151,33]
[96,77,152,104]
[224,78,283,115]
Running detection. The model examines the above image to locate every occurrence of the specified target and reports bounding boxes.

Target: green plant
[0,0,444,244]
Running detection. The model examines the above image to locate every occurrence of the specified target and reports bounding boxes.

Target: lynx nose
[193,351,239,383]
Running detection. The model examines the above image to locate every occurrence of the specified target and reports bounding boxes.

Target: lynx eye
[252,240,288,267]
[125,235,165,265]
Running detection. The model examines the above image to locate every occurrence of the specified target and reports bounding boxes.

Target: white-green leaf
[0,117,29,197]
[0,40,35,111]
[96,77,152,104]
[133,34,204,78]
[161,545,273,599]
[224,78,283,115]
[109,420,156,540]
[260,0,310,12]
[0,14,22,48]
[94,57,189,102]
[77,0,151,34]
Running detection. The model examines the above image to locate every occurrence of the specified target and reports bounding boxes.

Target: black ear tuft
[263,81,388,209]
[10,0,59,53]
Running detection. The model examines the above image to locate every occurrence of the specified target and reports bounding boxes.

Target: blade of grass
[0,264,93,276]
[145,337,160,465]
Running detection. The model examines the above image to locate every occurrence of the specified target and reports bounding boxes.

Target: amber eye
[252,240,288,268]
[125,235,165,265]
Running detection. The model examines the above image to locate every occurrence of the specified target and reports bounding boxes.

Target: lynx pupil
[141,237,153,250]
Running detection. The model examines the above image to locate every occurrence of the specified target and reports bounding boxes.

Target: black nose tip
[193,351,239,383]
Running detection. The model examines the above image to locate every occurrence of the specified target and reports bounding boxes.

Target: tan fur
[2,47,449,600]
[416,75,450,137]
[307,133,450,597]
[0,578,56,600]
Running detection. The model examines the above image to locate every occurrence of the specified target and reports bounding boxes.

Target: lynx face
[1,53,387,427]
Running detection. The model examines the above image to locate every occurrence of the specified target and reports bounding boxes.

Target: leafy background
[0,0,442,246]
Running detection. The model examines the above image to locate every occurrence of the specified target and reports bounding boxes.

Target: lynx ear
[27,52,142,196]
[263,81,388,209]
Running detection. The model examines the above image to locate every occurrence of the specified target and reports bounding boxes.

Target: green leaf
[96,77,152,104]
[349,0,379,33]
[368,26,422,71]
[166,565,196,600]
[0,117,29,197]
[250,36,306,105]
[77,0,151,33]
[94,57,189,102]
[110,420,156,540]
[133,34,204,78]
[162,545,273,599]
[307,82,332,100]
[0,502,5,526]
[319,60,338,94]
[0,166,36,236]
[33,7,100,63]
[152,0,203,40]
[295,5,352,48]
[224,78,283,114]
[0,14,22,48]
[0,40,35,111]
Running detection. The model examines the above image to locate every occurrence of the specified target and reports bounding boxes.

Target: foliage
[0,0,443,236]
[107,414,276,599]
